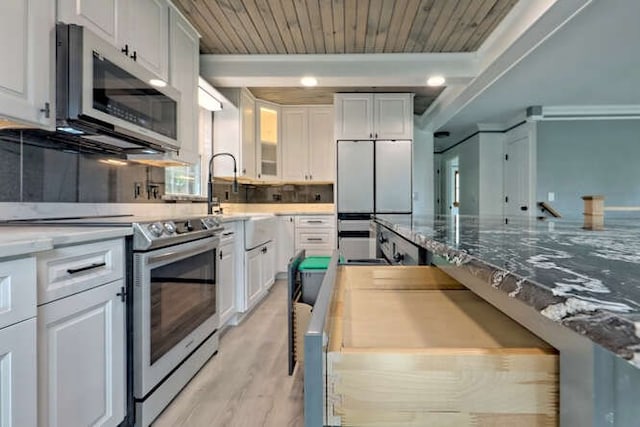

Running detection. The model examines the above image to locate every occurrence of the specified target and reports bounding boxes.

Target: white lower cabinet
[0,318,37,427]
[38,280,125,427]
[245,247,263,310]
[218,239,236,327]
[276,215,336,273]
[276,216,296,273]
[244,242,276,311]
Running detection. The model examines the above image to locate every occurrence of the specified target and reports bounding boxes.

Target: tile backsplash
[1,130,334,204]
[0,130,166,203]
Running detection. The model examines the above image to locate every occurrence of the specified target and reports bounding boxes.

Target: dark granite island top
[374,214,640,370]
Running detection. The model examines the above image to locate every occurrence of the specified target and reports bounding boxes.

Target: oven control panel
[134,216,223,250]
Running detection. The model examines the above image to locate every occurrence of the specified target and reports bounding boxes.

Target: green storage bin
[299,256,331,305]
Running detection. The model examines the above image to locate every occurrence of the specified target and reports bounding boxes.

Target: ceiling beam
[200,52,477,87]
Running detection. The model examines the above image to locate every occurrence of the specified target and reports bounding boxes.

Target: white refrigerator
[337,139,412,261]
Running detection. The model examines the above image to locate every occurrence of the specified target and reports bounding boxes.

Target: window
[165,107,212,196]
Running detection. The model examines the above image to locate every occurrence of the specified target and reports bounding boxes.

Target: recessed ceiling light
[301,76,318,87]
[426,76,446,87]
[149,79,167,88]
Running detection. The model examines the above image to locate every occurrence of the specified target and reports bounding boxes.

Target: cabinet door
[38,280,125,427]
[262,242,276,291]
[0,318,37,427]
[276,216,296,273]
[169,6,199,163]
[218,241,236,326]
[256,101,280,180]
[337,140,374,213]
[308,107,335,181]
[245,248,263,310]
[125,0,169,81]
[240,89,257,178]
[0,0,53,127]
[334,94,373,140]
[57,0,120,46]
[373,94,413,140]
[281,107,309,181]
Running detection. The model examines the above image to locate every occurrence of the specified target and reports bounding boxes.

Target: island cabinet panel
[325,266,558,426]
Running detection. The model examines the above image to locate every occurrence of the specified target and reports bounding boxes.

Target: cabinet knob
[122,44,129,56]
[219,251,223,259]
[130,51,137,61]
[309,174,312,180]
[242,168,246,174]
[375,133,378,139]
[369,133,372,138]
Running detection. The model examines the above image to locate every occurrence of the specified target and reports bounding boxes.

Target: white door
[281,108,308,181]
[0,0,53,127]
[308,107,335,181]
[38,281,125,427]
[445,157,460,215]
[0,319,37,427]
[373,94,412,140]
[375,140,412,213]
[335,94,373,139]
[504,128,532,222]
[337,141,374,213]
[125,0,169,80]
[245,248,263,310]
[170,6,199,162]
[218,241,236,326]
[57,0,120,45]
[276,216,296,273]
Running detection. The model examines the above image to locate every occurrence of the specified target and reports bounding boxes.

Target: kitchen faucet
[207,152,239,214]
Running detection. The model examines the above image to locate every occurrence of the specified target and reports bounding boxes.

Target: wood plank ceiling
[174,0,519,113]
[173,0,518,54]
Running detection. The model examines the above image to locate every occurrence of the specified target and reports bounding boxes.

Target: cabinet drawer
[324,266,558,426]
[295,215,335,228]
[0,256,37,330]
[37,239,124,304]
[295,230,335,247]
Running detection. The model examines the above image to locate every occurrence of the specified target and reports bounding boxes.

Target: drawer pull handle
[306,220,323,224]
[307,238,323,241]
[222,232,235,236]
[67,262,106,275]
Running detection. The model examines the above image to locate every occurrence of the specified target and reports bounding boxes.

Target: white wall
[438,132,505,216]
[413,126,434,215]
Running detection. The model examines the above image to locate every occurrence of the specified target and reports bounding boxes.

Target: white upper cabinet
[169,5,199,162]
[256,100,281,181]
[308,107,335,181]
[123,0,169,81]
[281,106,334,182]
[373,94,413,140]
[0,0,54,128]
[334,93,413,140]
[58,0,170,81]
[212,88,256,179]
[281,107,308,181]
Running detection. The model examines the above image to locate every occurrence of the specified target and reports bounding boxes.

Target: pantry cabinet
[57,0,169,81]
[281,106,334,182]
[334,93,413,140]
[0,0,54,128]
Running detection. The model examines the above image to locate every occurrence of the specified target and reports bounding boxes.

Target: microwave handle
[146,240,218,265]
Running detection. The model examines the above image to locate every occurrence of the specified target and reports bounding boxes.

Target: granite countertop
[375,214,640,367]
[0,226,133,258]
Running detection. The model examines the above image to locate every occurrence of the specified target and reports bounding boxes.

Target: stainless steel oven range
[130,216,222,426]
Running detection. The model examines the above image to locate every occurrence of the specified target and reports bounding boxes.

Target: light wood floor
[153,280,304,427]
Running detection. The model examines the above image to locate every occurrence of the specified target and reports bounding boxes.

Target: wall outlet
[314,193,321,201]
[548,192,555,202]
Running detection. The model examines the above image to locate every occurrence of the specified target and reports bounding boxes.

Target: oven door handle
[146,240,218,265]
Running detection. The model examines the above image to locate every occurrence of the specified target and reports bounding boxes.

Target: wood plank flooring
[153,280,304,427]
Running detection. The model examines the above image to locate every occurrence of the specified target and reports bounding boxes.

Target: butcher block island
[310,265,558,427]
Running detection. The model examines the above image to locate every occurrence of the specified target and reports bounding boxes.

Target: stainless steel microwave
[56,24,180,153]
